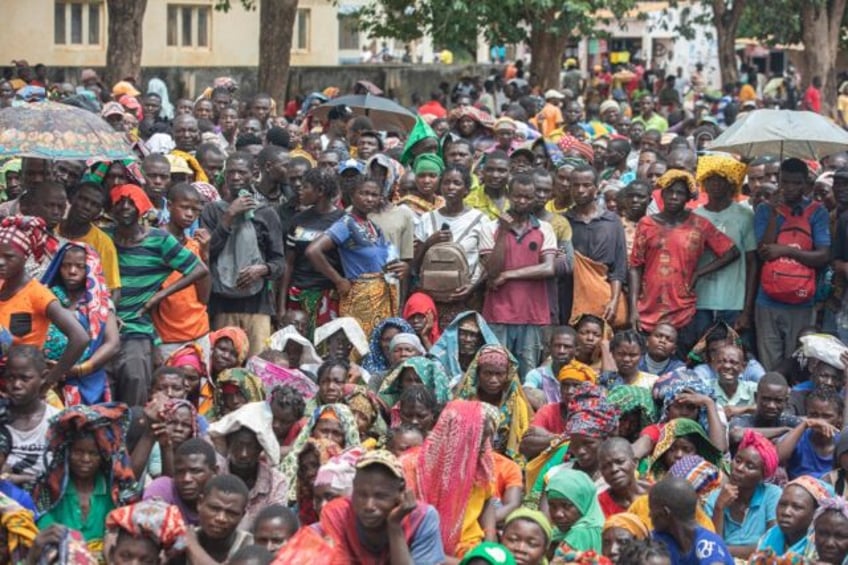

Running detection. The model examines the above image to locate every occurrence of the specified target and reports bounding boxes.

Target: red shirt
[418,100,447,119]
[598,489,628,518]
[531,403,567,435]
[804,86,822,113]
[630,213,734,332]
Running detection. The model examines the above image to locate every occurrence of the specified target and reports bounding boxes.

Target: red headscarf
[210,326,250,364]
[110,184,153,216]
[557,135,595,164]
[739,429,779,479]
[402,292,441,345]
[402,399,494,555]
[0,215,48,262]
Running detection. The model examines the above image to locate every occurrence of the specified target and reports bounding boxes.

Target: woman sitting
[403,292,442,350]
[165,343,212,413]
[105,499,187,564]
[757,475,833,557]
[396,384,440,434]
[500,508,554,565]
[401,399,499,560]
[294,438,341,525]
[379,356,451,408]
[430,311,500,388]
[601,512,649,564]
[34,404,141,555]
[543,467,605,554]
[41,242,120,406]
[704,430,781,560]
[214,368,265,417]
[313,317,371,384]
[572,314,607,371]
[804,496,848,564]
[360,317,416,381]
[456,345,532,461]
[607,385,657,445]
[341,383,388,448]
[312,447,365,519]
[648,418,724,479]
[203,327,250,418]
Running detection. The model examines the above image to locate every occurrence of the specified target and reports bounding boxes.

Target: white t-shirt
[415,208,487,285]
[6,404,60,477]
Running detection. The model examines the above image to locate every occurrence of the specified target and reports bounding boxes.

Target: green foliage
[349,0,637,48]
[214,0,257,12]
[737,0,801,45]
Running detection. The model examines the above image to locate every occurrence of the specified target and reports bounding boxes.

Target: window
[294,8,310,51]
[167,4,211,48]
[54,1,103,46]
[338,14,359,51]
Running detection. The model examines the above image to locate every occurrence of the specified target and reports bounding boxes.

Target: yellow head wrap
[557,360,598,383]
[656,169,697,196]
[696,154,747,195]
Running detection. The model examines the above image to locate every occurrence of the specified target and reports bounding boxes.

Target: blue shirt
[787,429,836,479]
[326,214,390,280]
[0,480,37,516]
[754,200,830,308]
[705,482,781,546]
[652,527,734,565]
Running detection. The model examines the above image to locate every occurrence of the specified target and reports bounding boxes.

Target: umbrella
[309,93,417,132]
[707,109,848,160]
[0,101,134,161]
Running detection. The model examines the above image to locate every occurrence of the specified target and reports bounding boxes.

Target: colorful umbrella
[0,101,133,161]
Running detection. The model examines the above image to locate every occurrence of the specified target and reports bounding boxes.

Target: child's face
[390,430,423,456]
[169,195,203,230]
[4,356,45,406]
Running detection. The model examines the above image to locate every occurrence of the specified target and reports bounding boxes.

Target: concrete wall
[46,64,498,106]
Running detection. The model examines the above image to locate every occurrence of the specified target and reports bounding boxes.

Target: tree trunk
[105,0,148,88]
[800,0,846,116]
[711,0,747,87]
[258,0,299,110]
[528,14,571,91]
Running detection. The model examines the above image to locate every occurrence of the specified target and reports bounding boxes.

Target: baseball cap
[355,449,404,479]
[338,158,365,175]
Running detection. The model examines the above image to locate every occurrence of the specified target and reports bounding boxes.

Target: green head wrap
[400,116,437,165]
[458,542,517,565]
[504,507,554,545]
[413,153,445,176]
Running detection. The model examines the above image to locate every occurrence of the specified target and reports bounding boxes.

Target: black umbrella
[309,93,417,132]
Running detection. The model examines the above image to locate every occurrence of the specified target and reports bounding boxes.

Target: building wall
[1,0,343,68]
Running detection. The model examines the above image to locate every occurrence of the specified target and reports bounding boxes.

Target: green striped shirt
[110,228,200,339]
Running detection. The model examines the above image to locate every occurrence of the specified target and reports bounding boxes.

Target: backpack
[760,202,820,304]
[419,213,481,300]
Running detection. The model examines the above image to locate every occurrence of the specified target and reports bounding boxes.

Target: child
[153,183,212,362]
[251,504,299,555]
[387,423,424,456]
[638,322,685,376]
[600,330,658,390]
[778,386,843,480]
[4,345,60,482]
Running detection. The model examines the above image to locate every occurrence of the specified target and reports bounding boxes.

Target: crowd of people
[0,58,848,565]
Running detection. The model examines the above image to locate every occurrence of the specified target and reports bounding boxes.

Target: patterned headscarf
[215,368,266,415]
[0,215,48,262]
[650,418,723,475]
[655,169,697,196]
[342,383,388,435]
[41,242,111,347]
[405,400,494,556]
[165,343,207,378]
[607,385,657,429]
[210,327,250,365]
[0,491,37,559]
[314,447,366,493]
[668,455,722,497]
[602,512,649,539]
[280,404,361,493]
[557,135,594,164]
[739,429,780,479]
[448,105,496,129]
[787,476,833,504]
[379,356,452,406]
[106,499,188,558]
[457,345,532,460]
[33,403,140,514]
[565,385,620,439]
[164,399,198,440]
[297,438,343,525]
[430,311,501,388]
[654,367,716,430]
[36,529,97,565]
[814,495,848,522]
[191,181,221,203]
[696,154,747,195]
[361,317,415,376]
[558,360,598,383]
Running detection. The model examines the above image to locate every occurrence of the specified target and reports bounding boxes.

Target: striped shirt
[110,228,200,339]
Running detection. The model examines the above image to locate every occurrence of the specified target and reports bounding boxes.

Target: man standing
[480,173,556,377]
[200,152,285,357]
[466,150,510,220]
[754,158,830,370]
[565,164,627,324]
[141,153,172,224]
[109,184,207,405]
[172,114,200,154]
[631,95,668,134]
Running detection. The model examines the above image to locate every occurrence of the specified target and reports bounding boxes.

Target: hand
[26,525,68,565]
[489,271,511,290]
[716,482,739,508]
[138,291,165,316]
[675,391,713,408]
[498,212,515,229]
[386,260,410,281]
[143,392,169,424]
[426,229,452,248]
[194,228,211,256]
[225,194,256,220]
[236,264,267,288]
[734,310,751,332]
[151,422,170,446]
[807,418,839,438]
[449,284,472,302]
[602,297,618,322]
[423,311,435,334]
[336,279,352,298]
[687,275,700,294]
[758,243,791,261]
[630,312,641,332]
[387,490,418,528]
[153,347,164,369]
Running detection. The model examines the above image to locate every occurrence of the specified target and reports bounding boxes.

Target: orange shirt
[152,238,210,343]
[492,451,523,499]
[0,279,57,346]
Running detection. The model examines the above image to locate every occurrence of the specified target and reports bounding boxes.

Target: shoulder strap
[455,212,484,243]
[429,212,439,234]
[763,204,780,245]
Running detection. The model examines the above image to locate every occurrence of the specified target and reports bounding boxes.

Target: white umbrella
[707,109,848,160]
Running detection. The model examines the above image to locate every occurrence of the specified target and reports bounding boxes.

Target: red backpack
[760,202,820,304]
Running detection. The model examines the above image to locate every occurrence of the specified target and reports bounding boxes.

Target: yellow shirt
[57,224,122,290]
[465,186,509,220]
[628,493,715,532]
[545,200,570,216]
[458,482,494,557]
